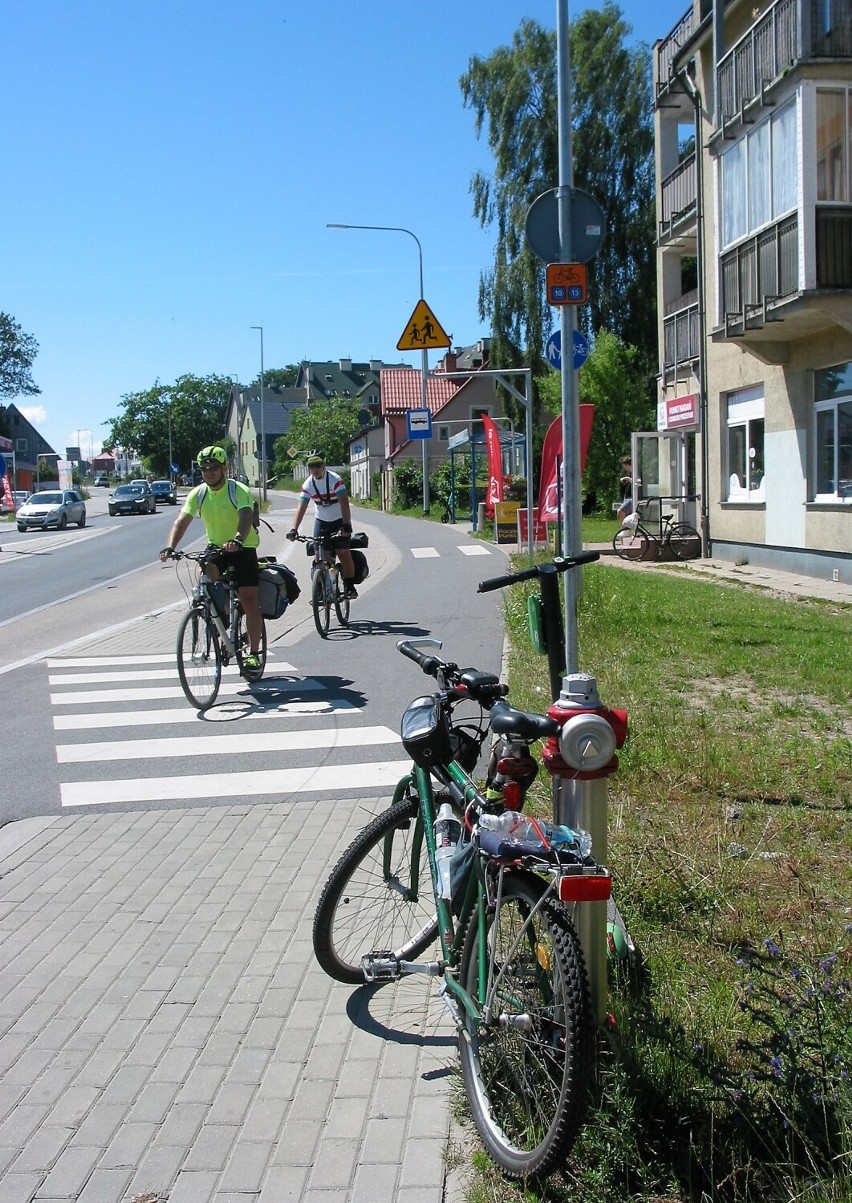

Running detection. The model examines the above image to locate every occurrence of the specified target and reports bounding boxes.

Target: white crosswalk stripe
[47,652,408,810]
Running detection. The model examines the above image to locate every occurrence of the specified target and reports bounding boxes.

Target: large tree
[460,4,656,418]
[105,373,232,478]
[251,365,300,389]
[0,312,40,398]
[273,398,362,476]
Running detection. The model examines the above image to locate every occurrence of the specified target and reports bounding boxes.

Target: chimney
[340,358,353,372]
[369,359,383,371]
[441,351,458,373]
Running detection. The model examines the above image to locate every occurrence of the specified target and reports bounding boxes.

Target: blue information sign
[545,329,590,371]
[406,409,432,440]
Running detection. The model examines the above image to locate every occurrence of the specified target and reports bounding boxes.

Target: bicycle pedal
[361,952,401,982]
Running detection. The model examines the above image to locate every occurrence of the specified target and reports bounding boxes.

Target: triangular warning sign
[397,299,451,351]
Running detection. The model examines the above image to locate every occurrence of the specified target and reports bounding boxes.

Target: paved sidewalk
[0,800,465,1203]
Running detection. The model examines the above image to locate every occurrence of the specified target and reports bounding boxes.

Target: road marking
[53,695,357,730]
[459,544,492,556]
[57,724,400,763]
[48,662,297,685]
[0,525,113,557]
[60,759,414,807]
[46,655,176,667]
[50,680,302,705]
[411,547,440,558]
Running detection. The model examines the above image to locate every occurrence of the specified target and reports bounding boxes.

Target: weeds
[465,561,852,1203]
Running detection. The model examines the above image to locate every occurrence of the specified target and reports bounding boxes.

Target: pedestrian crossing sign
[397,299,451,351]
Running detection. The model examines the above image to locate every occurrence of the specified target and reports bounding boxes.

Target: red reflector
[503,782,523,810]
[558,872,611,902]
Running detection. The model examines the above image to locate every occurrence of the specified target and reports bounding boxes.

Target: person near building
[159,445,264,671]
[616,456,634,524]
[286,453,358,598]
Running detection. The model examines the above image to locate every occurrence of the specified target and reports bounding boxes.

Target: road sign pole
[421,347,430,513]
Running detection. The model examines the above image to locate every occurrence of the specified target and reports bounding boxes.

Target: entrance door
[632,431,698,526]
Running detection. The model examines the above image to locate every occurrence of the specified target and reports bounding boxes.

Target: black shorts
[313,516,348,544]
[207,545,259,588]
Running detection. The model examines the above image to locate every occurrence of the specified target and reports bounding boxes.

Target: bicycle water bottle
[434,802,461,900]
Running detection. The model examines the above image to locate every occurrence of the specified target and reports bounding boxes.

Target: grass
[456,558,852,1203]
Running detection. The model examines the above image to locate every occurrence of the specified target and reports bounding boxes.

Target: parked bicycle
[168,549,268,709]
[612,503,701,562]
[291,530,368,638]
[312,559,611,1179]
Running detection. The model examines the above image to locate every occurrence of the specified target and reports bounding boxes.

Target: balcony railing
[660,153,697,237]
[663,301,701,370]
[717,0,798,120]
[720,214,798,319]
[656,6,696,91]
[816,207,852,287]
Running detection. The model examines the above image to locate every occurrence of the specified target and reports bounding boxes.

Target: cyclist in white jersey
[287,453,358,597]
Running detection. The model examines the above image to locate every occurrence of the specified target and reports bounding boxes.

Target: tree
[105,373,232,478]
[537,328,654,510]
[252,365,300,389]
[0,312,40,398]
[273,398,362,476]
[460,4,657,417]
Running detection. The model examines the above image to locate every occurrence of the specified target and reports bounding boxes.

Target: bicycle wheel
[612,525,650,561]
[312,790,438,984]
[458,871,594,1180]
[235,608,267,679]
[667,522,701,561]
[333,570,350,626]
[312,568,331,638]
[176,606,222,709]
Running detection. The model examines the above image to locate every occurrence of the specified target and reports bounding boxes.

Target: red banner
[537,406,595,523]
[482,414,504,518]
[1,474,13,510]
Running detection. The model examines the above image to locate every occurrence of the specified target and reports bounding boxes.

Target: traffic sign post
[546,262,587,306]
[545,329,589,371]
[397,300,451,351]
[406,409,432,440]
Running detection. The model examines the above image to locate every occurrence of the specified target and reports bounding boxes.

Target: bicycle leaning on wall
[612,499,701,562]
[312,562,613,1180]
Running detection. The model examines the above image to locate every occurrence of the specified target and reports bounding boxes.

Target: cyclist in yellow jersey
[160,446,263,669]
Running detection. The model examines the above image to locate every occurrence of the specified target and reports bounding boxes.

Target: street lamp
[328,223,431,512]
[250,326,266,502]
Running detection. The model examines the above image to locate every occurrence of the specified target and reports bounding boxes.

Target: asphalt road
[1,493,509,825]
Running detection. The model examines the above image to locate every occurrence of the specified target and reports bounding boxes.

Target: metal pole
[327,223,430,512]
[250,326,266,501]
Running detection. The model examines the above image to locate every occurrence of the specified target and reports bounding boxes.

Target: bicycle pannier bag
[258,562,300,620]
[350,549,369,585]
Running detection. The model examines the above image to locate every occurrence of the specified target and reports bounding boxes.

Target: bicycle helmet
[197,445,227,467]
[306,452,325,466]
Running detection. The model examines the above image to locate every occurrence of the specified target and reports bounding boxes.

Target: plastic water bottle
[434,802,461,900]
[478,811,519,834]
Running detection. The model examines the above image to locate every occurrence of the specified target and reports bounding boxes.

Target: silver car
[16,490,87,532]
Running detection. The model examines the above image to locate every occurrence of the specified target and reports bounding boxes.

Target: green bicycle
[312,618,610,1179]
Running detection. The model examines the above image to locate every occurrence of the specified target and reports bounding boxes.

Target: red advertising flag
[1,473,12,511]
[537,406,595,523]
[482,414,504,518]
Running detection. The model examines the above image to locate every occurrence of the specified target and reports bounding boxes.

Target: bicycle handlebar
[477,550,600,593]
[396,638,446,679]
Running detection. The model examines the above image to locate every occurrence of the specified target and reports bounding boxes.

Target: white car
[16,490,87,532]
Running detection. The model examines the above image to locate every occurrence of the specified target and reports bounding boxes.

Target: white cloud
[19,406,47,426]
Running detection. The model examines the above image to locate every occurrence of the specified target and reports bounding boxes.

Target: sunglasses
[199,460,222,470]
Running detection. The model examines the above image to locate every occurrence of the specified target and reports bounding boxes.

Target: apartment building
[654,0,851,582]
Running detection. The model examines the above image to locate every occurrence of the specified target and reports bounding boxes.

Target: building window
[726,386,765,500]
[814,361,852,501]
[721,101,797,249]
[816,88,851,202]
[438,425,449,442]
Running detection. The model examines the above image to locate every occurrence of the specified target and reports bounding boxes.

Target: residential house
[224,385,308,487]
[0,404,59,491]
[653,0,851,583]
[295,358,397,409]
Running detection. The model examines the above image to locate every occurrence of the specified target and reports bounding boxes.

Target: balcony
[663,298,701,375]
[656,6,697,94]
[659,152,698,241]
[717,0,852,128]
[718,208,852,350]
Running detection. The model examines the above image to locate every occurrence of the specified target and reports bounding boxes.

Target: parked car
[1,490,30,514]
[151,479,178,505]
[108,481,157,516]
[93,473,110,487]
[16,490,87,531]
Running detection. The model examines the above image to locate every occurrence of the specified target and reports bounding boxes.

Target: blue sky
[3,0,690,463]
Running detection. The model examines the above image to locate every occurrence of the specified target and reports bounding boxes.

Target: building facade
[654,0,851,582]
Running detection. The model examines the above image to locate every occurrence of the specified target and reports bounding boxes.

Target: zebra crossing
[47,652,411,811]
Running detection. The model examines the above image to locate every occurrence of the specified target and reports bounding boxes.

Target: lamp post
[328,222,431,513]
[250,326,266,501]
